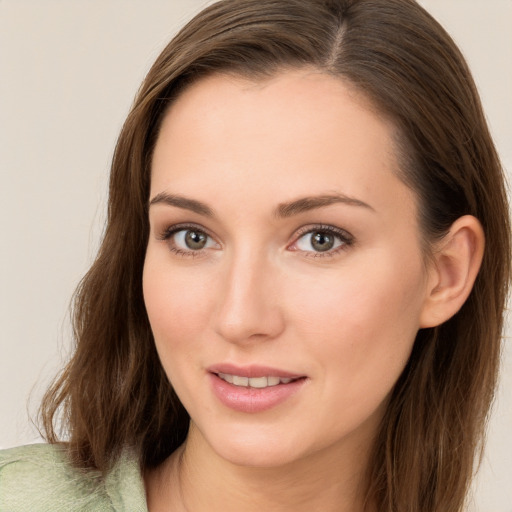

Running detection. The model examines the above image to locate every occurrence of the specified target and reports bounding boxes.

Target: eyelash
[157,223,215,258]
[291,224,354,258]
[157,223,354,259]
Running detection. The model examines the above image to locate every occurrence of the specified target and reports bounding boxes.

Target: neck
[147,422,375,512]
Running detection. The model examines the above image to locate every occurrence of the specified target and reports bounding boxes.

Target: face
[143,70,433,469]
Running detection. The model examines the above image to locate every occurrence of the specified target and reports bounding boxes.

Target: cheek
[142,256,214,362]
[285,250,426,384]
[290,259,423,333]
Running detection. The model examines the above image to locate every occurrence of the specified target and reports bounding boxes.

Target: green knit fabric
[0,444,148,511]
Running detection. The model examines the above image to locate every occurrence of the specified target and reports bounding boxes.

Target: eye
[291,225,353,256]
[174,229,212,250]
[159,224,219,256]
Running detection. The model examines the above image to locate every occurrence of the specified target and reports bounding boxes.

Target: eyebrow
[275,194,374,218]
[148,192,374,218]
[149,192,214,217]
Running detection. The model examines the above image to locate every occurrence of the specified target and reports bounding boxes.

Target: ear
[420,215,485,328]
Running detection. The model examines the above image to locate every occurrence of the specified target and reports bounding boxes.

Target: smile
[209,371,307,413]
[217,373,295,388]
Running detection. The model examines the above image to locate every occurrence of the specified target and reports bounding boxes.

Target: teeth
[218,372,234,384]
[249,376,269,388]
[232,375,249,386]
[217,373,296,388]
[267,376,280,386]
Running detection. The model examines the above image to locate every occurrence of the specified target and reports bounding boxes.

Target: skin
[142,69,482,511]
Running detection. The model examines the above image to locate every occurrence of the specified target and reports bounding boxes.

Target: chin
[216,441,301,469]
[195,422,312,468]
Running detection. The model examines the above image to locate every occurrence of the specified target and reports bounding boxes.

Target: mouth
[215,373,300,388]
[207,364,307,413]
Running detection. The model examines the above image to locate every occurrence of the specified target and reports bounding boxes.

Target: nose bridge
[215,245,283,344]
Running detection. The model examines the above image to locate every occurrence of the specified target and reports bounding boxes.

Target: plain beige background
[1,1,510,510]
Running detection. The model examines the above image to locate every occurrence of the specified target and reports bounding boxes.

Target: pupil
[311,232,334,252]
[185,230,207,250]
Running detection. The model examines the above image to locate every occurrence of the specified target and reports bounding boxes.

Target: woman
[1,0,509,511]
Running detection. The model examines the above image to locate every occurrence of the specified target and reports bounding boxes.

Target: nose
[214,249,285,345]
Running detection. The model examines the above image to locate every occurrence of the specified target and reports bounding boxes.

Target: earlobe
[419,215,485,328]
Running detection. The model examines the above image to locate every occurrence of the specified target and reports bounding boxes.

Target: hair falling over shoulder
[40,1,510,511]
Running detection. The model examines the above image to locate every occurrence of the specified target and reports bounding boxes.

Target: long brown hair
[40,1,510,510]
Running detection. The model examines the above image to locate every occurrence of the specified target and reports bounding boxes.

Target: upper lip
[207,363,304,379]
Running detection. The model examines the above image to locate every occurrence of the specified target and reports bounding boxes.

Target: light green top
[0,443,148,511]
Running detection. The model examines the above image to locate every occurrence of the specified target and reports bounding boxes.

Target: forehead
[156,69,391,159]
[150,70,416,222]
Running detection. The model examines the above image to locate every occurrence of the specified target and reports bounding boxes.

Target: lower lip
[209,373,306,413]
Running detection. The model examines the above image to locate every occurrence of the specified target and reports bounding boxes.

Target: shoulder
[0,443,148,511]
[0,444,108,511]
